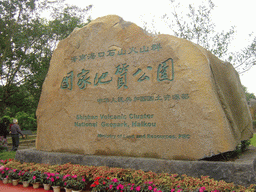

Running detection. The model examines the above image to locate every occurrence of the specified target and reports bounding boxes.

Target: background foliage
[144,0,256,74]
[0,0,92,127]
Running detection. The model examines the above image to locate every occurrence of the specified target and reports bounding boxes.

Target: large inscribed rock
[36,15,253,160]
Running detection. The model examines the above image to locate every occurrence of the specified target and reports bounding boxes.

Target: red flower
[95,180,99,185]
[90,184,96,188]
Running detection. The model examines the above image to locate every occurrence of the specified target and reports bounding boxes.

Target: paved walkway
[7,136,36,150]
[0,181,53,192]
[0,181,91,192]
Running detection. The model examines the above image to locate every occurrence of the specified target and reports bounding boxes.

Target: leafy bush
[1,116,12,124]
[15,111,37,131]
[1,112,37,131]
[250,134,256,147]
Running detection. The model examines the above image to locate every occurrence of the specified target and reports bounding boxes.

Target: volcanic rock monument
[36,15,253,160]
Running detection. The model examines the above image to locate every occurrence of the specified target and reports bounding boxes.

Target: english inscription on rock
[36,15,253,160]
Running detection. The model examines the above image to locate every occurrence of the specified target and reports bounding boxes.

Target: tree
[162,0,235,60]
[154,0,256,74]
[0,0,92,117]
[243,86,256,102]
[15,111,37,130]
[0,84,37,117]
[228,36,256,73]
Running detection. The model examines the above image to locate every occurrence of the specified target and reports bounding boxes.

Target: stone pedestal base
[15,148,256,187]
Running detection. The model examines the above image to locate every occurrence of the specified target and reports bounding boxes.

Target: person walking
[10,119,24,151]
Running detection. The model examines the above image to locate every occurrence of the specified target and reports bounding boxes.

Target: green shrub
[250,134,256,147]
[1,112,37,131]
[1,116,12,124]
[15,111,37,131]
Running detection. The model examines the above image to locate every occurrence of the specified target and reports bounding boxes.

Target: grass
[0,132,36,161]
[250,133,256,147]
[0,151,16,160]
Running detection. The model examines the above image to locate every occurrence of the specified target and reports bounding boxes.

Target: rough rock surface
[36,15,253,160]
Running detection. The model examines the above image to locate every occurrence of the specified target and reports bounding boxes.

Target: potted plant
[2,167,12,183]
[7,169,20,186]
[0,167,9,183]
[40,172,51,190]
[63,174,73,192]
[64,180,73,192]
[49,173,64,192]
[20,171,31,187]
[65,176,86,192]
[28,171,42,188]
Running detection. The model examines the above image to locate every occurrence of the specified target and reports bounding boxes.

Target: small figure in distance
[10,119,25,151]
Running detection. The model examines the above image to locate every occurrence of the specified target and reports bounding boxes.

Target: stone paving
[7,135,36,150]
[0,181,51,192]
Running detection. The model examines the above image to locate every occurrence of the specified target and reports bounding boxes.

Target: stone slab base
[15,148,256,187]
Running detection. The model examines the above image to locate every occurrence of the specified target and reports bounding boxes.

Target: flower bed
[0,159,255,191]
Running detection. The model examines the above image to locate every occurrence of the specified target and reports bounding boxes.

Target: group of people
[0,118,25,151]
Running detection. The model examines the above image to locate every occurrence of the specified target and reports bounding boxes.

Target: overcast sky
[64,0,256,95]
